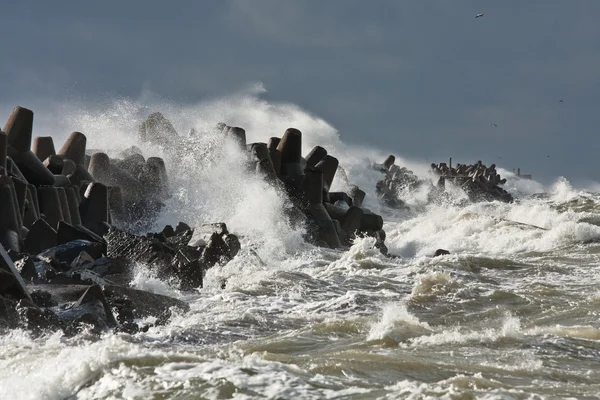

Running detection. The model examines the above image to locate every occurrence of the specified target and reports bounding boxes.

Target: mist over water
[3,87,600,399]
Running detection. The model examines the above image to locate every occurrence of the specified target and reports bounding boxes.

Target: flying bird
[475,13,484,18]
[491,123,498,127]
[559,99,563,103]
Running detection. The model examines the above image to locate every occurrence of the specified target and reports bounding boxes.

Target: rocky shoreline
[0,106,388,336]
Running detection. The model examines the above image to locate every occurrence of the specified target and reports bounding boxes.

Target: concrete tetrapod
[56,132,94,183]
[3,107,55,186]
[0,131,7,171]
[33,137,56,162]
[0,176,21,252]
[302,168,341,249]
[37,186,65,229]
[277,129,304,180]
[88,153,144,203]
[267,137,282,177]
[305,146,328,170]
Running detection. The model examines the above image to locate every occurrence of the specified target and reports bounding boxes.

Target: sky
[2,0,600,184]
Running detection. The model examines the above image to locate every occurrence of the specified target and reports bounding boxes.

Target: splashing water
[3,88,600,399]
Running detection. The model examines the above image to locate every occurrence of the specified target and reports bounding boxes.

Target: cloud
[225,0,386,48]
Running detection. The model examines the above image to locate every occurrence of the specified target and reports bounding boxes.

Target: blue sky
[2,1,600,183]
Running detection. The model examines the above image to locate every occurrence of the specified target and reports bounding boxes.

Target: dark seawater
[2,92,600,399]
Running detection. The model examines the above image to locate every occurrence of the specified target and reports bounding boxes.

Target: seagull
[475,13,484,18]
[491,123,498,127]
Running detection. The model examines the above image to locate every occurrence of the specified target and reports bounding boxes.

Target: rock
[434,249,451,257]
[174,222,191,235]
[14,256,37,282]
[104,228,173,275]
[16,301,61,334]
[103,284,189,321]
[188,223,228,247]
[138,112,179,146]
[39,240,104,265]
[0,244,32,301]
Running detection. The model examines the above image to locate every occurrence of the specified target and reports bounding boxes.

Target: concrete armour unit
[65,186,82,226]
[145,157,169,200]
[52,174,71,187]
[33,136,56,162]
[139,112,179,145]
[3,106,55,186]
[88,152,144,203]
[56,187,72,224]
[7,147,55,186]
[249,143,277,181]
[305,146,328,169]
[37,186,65,229]
[0,176,21,252]
[57,131,87,167]
[116,153,145,177]
[324,202,348,222]
[277,128,302,164]
[383,155,395,170]
[267,137,282,177]
[61,159,76,176]
[228,127,247,151]
[299,168,342,249]
[3,106,33,153]
[57,132,94,183]
[359,210,384,233]
[341,206,363,237]
[79,182,109,226]
[348,185,366,208]
[0,131,7,171]
[329,192,353,207]
[23,186,39,227]
[43,155,64,174]
[27,184,40,217]
[314,155,339,192]
[24,219,57,254]
[277,129,304,181]
[306,203,342,249]
[11,177,28,221]
[6,158,27,181]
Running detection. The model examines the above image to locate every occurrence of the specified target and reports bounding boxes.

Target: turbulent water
[3,88,600,399]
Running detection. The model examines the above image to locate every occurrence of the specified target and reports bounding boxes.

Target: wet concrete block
[24,219,58,254]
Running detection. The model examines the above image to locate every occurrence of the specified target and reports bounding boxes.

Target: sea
[2,87,600,399]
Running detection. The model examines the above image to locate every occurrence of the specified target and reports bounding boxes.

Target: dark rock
[162,225,175,238]
[14,256,37,282]
[16,300,61,334]
[30,290,57,307]
[0,245,32,301]
[188,223,228,247]
[76,285,117,326]
[39,240,104,265]
[175,222,191,235]
[138,112,179,146]
[223,234,241,260]
[103,284,189,320]
[434,249,451,257]
[104,228,173,274]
